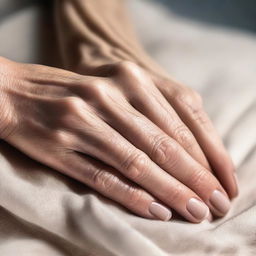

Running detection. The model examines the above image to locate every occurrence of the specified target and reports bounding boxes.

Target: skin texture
[55,0,238,200]
[0,57,236,222]
[0,0,238,223]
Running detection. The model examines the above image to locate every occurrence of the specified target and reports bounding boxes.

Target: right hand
[0,58,234,222]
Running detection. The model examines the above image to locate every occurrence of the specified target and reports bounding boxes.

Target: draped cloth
[0,0,256,255]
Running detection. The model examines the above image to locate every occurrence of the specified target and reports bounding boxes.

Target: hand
[0,58,236,222]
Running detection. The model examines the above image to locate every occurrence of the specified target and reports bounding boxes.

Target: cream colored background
[0,0,256,255]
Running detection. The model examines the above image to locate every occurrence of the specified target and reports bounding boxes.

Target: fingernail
[210,190,231,215]
[234,173,239,194]
[186,198,209,221]
[149,202,172,221]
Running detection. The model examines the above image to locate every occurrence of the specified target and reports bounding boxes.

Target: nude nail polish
[187,198,209,221]
[210,190,231,215]
[149,202,172,221]
[234,173,239,194]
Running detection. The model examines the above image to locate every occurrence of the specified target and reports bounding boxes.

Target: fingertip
[209,190,231,217]
[230,173,239,199]
[186,198,209,223]
[225,171,239,199]
[149,202,172,221]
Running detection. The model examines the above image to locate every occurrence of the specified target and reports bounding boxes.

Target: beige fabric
[0,0,256,255]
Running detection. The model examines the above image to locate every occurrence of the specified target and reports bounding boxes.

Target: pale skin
[0,0,238,223]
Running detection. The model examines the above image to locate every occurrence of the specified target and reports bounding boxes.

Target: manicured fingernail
[210,190,230,215]
[234,173,239,194]
[187,198,209,221]
[149,202,172,221]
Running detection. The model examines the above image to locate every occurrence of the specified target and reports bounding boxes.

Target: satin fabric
[0,1,256,255]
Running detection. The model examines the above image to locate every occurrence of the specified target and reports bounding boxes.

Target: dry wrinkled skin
[0,57,237,223]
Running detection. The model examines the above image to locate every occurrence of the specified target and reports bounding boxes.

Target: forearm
[55,0,167,77]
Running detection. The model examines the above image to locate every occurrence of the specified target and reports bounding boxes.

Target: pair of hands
[0,57,238,222]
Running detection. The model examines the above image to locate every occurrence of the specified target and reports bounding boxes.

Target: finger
[160,83,238,198]
[112,61,211,171]
[59,152,173,221]
[68,105,218,222]
[91,95,230,217]
[62,101,210,223]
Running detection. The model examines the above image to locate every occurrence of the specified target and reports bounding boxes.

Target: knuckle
[53,129,69,144]
[176,88,203,109]
[115,61,141,78]
[90,79,107,91]
[63,96,84,112]
[57,97,85,127]
[167,183,186,205]
[192,109,209,126]
[151,135,180,167]
[189,169,209,190]
[124,186,144,208]
[121,152,149,182]
[176,89,208,125]
[85,80,124,115]
[91,169,118,192]
[188,104,209,126]
[116,61,139,72]
[159,79,183,98]
[172,124,195,151]
[86,80,109,99]
[176,90,192,105]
